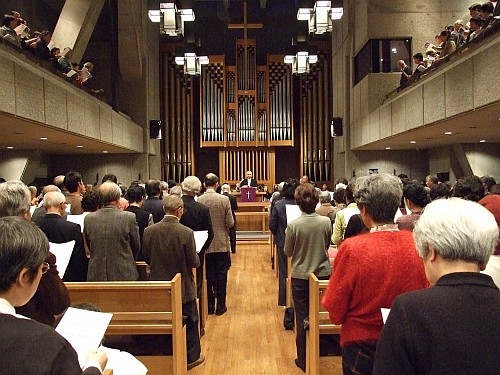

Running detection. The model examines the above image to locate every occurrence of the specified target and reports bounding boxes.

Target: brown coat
[197,189,234,253]
[142,215,200,302]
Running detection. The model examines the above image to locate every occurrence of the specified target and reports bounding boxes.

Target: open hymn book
[56,308,148,375]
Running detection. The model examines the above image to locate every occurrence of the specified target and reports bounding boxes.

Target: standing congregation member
[198,173,234,316]
[142,179,165,223]
[64,171,86,215]
[322,174,427,375]
[221,183,238,254]
[0,216,107,374]
[269,178,299,306]
[125,184,153,261]
[180,176,214,333]
[0,180,70,326]
[284,183,332,372]
[142,195,204,370]
[36,191,88,281]
[374,198,500,375]
[85,182,139,281]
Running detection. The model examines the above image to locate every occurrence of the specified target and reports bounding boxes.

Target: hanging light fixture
[175,53,209,76]
[148,2,195,37]
[284,38,318,75]
[297,1,343,35]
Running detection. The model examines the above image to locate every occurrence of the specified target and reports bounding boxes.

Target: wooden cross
[228,0,263,91]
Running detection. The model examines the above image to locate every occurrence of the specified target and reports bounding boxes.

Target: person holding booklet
[0,216,107,374]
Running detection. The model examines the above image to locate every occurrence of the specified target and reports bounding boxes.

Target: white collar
[0,297,28,319]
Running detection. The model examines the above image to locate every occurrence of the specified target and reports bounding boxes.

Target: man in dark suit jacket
[142,195,205,370]
[36,191,88,282]
[238,170,258,188]
[84,182,139,281]
[0,216,106,374]
[221,183,238,253]
[141,179,165,223]
[374,198,500,375]
[125,184,154,261]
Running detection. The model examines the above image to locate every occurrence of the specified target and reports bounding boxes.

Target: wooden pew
[65,274,187,375]
[306,273,342,375]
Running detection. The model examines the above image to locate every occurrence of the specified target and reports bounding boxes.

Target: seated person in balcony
[412,53,426,80]
[0,14,21,48]
[437,30,456,58]
[34,30,53,60]
[425,48,438,65]
[80,62,94,83]
[237,170,258,190]
[479,1,495,29]
[467,17,483,42]
[58,47,74,73]
[396,60,412,90]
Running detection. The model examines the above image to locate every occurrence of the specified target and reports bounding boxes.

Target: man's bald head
[42,184,61,195]
[43,191,66,208]
[98,182,121,205]
[53,175,65,190]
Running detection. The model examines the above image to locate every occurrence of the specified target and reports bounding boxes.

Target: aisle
[190,242,304,375]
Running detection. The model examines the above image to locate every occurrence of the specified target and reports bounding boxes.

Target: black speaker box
[331,117,343,137]
[150,120,162,139]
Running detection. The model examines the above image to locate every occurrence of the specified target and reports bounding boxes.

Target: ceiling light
[410,141,416,144]
[444,131,452,135]
[175,52,209,76]
[284,48,318,75]
[7,146,13,149]
[391,48,397,53]
[297,1,343,35]
[103,150,109,153]
[77,145,83,148]
[385,147,391,150]
[40,137,47,140]
[149,2,195,37]
[480,139,486,143]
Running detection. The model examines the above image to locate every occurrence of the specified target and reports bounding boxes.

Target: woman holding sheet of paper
[0,216,107,375]
[321,174,427,375]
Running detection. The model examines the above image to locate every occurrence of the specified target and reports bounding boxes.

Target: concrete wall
[332,0,500,180]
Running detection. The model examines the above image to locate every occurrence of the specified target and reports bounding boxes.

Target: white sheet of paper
[49,241,75,278]
[103,346,148,375]
[66,69,77,78]
[67,214,85,232]
[285,204,301,224]
[381,308,391,324]
[193,230,209,254]
[65,203,71,213]
[55,307,113,367]
[29,205,36,216]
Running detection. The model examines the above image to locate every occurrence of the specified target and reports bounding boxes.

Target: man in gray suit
[142,195,204,370]
[198,173,234,316]
[84,182,139,281]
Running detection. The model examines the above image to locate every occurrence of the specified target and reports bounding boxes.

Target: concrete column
[51,0,105,63]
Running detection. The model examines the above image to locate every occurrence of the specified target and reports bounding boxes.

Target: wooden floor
[190,240,342,375]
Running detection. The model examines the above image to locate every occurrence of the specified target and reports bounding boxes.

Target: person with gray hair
[36,191,88,282]
[0,181,70,326]
[221,183,238,253]
[315,190,336,224]
[169,185,182,197]
[0,180,31,219]
[322,173,427,375]
[180,175,214,334]
[0,216,107,374]
[31,184,64,225]
[142,195,204,369]
[84,182,140,281]
[374,198,500,375]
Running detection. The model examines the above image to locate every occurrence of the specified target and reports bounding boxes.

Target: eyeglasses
[41,262,50,274]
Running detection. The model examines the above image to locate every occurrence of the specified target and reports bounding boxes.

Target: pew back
[307,273,342,375]
[65,274,186,375]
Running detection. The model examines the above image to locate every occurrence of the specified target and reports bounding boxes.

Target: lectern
[241,186,257,202]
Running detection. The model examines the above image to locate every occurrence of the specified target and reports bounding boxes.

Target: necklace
[370,223,399,233]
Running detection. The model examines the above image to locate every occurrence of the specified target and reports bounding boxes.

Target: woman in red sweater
[322,173,427,375]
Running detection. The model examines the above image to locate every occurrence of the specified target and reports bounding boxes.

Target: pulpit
[241,186,257,202]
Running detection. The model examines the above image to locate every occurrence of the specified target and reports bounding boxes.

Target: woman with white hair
[374,198,500,375]
[322,173,427,375]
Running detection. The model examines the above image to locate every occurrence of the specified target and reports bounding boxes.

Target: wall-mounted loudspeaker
[150,120,162,139]
[331,117,343,137]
